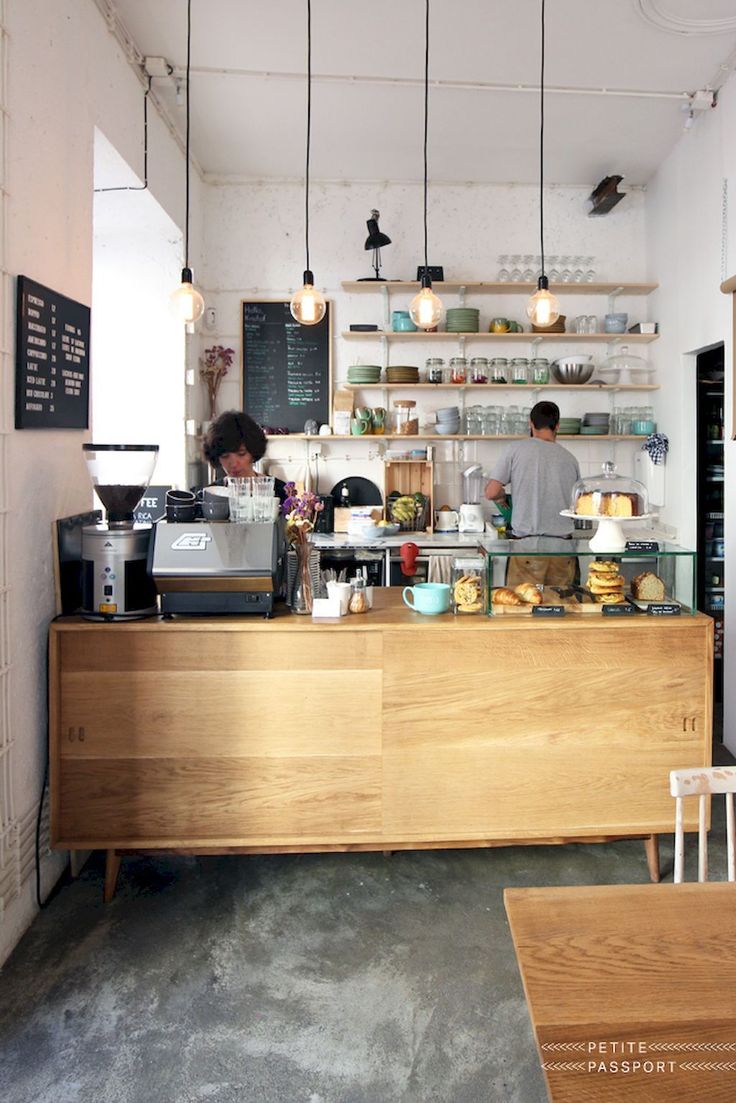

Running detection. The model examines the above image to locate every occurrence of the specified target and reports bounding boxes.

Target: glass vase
[291,540,313,614]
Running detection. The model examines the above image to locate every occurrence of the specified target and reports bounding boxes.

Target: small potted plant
[200,345,235,421]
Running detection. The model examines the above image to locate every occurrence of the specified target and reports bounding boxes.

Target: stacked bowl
[386,365,420,384]
[581,412,610,436]
[435,405,461,435]
[348,364,382,385]
[446,307,480,333]
[557,417,581,436]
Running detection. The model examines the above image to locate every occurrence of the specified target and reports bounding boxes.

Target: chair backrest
[670,767,736,883]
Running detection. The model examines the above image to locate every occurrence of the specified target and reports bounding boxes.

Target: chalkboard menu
[15,275,90,429]
[242,299,331,433]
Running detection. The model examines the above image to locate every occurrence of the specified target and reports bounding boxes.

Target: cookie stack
[586,559,627,604]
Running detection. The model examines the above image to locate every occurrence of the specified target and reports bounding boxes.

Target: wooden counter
[49,591,713,897]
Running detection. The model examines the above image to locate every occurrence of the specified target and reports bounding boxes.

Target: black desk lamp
[359,209,391,281]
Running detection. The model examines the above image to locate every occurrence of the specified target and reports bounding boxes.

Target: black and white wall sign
[15,275,90,429]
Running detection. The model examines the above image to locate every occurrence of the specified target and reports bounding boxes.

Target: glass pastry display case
[481,537,696,616]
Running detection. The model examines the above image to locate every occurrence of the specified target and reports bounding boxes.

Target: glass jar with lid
[470,357,489,384]
[570,461,649,519]
[530,357,550,384]
[449,357,467,384]
[511,357,529,384]
[426,357,445,384]
[393,399,419,435]
[490,357,508,384]
[451,556,487,614]
[348,576,369,614]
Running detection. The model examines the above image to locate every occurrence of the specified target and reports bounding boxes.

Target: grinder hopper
[83,443,159,527]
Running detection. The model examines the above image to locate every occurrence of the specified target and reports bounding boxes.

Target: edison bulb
[409,286,443,330]
[290,272,326,325]
[170,268,205,325]
[526,284,560,327]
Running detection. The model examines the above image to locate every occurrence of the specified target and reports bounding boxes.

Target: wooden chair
[670,766,736,883]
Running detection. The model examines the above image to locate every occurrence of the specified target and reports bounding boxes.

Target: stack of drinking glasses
[226,476,277,522]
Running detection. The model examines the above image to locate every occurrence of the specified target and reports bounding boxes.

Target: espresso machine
[459,464,486,533]
[81,443,160,620]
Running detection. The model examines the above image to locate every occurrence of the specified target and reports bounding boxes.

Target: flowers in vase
[282,483,324,543]
[200,345,235,420]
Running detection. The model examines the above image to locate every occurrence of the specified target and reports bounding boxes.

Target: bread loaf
[575,492,642,518]
[631,571,665,601]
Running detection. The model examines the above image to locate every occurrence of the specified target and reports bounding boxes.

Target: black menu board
[241,299,331,433]
[15,275,90,429]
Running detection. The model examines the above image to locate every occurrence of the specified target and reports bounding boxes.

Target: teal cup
[351,418,370,436]
[402,582,451,615]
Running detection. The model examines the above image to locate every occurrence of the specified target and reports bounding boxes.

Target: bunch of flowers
[282,482,324,544]
[200,345,235,419]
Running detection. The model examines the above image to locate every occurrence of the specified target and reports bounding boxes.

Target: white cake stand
[560,511,653,553]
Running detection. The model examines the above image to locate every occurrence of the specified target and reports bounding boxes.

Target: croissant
[514,583,542,605]
[492,587,523,606]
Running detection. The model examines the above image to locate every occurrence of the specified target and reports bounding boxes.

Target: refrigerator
[696,345,725,703]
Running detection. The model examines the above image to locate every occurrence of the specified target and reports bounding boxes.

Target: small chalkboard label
[533,604,565,617]
[647,603,681,616]
[625,540,659,553]
[602,602,638,617]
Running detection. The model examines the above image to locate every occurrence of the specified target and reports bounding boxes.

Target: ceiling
[108,0,736,187]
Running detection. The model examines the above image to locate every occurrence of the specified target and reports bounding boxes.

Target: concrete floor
[1,773,733,1103]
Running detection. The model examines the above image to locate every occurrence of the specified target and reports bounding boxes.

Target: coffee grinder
[81,443,160,620]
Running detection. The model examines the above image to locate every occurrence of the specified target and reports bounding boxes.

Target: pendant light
[526,0,560,328]
[290,0,326,326]
[169,0,205,325]
[409,0,443,331]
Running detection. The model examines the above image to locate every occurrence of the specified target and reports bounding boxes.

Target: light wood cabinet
[50,593,712,890]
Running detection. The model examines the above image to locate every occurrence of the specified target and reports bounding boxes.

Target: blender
[459,464,486,533]
[81,443,159,620]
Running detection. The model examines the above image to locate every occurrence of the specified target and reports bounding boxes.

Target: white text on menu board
[24,292,87,412]
[285,324,321,406]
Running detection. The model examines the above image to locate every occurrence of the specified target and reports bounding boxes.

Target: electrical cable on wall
[94,74,154,193]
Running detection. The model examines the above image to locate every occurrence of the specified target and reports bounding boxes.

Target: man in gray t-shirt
[485,401,580,587]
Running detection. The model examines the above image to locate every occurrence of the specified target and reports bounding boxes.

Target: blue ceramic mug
[392,310,418,333]
[402,582,451,615]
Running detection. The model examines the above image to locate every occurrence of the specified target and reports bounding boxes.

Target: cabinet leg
[644,834,660,883]
[104,849,122,903]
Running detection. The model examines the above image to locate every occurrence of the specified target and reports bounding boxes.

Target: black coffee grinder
[81,443,160,620]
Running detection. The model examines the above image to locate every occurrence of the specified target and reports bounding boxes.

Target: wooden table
[505,883,736,1102]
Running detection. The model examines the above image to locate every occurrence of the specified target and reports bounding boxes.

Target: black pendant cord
[184,0,192,271]
[305,0,312,277]
[93,75,152,193]
[422,0,430,277]
[539,0,546,281]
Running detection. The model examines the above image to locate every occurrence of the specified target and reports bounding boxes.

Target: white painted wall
[645,73,736,751]
[1,0,200,965]
[199,179,650,508]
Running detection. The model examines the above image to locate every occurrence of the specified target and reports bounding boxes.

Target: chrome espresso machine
[81,443,160,620]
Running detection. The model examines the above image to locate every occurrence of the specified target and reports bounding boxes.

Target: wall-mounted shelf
[341,331,658,344]
[267,433,645,443]
[342,382,660,392]
[341,281,658,296]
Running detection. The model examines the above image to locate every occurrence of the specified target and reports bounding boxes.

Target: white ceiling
[109,0,736,186]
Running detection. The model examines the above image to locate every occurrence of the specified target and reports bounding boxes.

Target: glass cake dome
[571,461,649,519]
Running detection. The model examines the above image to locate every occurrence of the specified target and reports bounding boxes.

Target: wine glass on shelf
[573,255,584,283]
[560,255,573,282]
[547,255,560,281]
[498,254,510,281]
[522,254,535,282]
[509,255,522,282]
[584,256,596,282]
